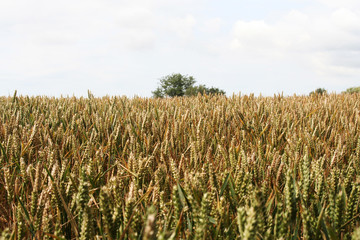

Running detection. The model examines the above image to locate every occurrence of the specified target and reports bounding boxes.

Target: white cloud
[1,0,359,97]
[113,29,156,50]
[230,8,360,78]
[115,8,156,29]
[168,15,197,40]
[202,18,223,34]
[0,0,209,96]
[311,52,360,75]
[0,3,139,97]
[331,8,360,32]
[315,0,360,8]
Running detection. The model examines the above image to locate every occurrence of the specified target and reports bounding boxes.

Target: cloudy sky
[1,0,359,97]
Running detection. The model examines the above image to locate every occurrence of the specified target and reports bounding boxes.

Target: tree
[343,86,360,94]
[185,85,226,96]
[152,73,225,98]
[309,88,327,96]
[152,73,195,98]
[206,86,226,95]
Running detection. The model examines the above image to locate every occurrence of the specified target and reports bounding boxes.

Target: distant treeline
[310,86,360,96]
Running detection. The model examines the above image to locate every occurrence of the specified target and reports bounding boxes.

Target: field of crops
[0,93,360,239]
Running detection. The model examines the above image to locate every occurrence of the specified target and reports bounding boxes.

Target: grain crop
[0,92,360,239]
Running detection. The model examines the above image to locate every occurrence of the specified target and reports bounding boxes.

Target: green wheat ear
[0,228,11,240]
[195,192,211,240]
[143,206,157,240]
[30,163,42,217]
[171,185,182,228]
[16,200,25,240]
[353,227,360,240]
[76,170,90,226]
[242,206,257,240]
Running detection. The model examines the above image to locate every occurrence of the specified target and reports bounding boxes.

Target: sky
[0,0,360,97]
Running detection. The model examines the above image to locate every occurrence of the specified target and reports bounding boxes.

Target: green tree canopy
[185,85,226,96]
[343,86,360,94]
[152,73,225,98]
[309,88,327,96]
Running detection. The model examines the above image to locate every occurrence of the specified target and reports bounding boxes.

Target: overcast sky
[1,0,359,97]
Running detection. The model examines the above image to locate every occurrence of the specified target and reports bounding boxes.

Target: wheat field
[0,93,360,239]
